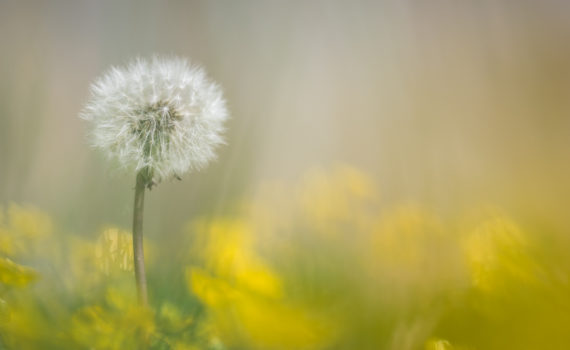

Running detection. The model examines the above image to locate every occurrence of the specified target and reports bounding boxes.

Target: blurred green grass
[2,166,570,349]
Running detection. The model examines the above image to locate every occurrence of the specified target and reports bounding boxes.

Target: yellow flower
[299,166,376,234]
[368,205,463,297]
[71,287,155,350]
[425,338,454,350]
[373,205,444,267]
[7,204,53,240]
[0,256,37,287]
[189,267,333,350]
[191,219,282,298]
[463,216,539,293]
[187,218,335,349]
[0,204,53,257]
[188,267,237,307]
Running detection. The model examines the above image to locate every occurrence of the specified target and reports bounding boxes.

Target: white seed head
[81,56,228,184]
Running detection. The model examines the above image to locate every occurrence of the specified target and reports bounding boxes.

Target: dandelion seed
[81,56,228,184]
[80,56,229,307]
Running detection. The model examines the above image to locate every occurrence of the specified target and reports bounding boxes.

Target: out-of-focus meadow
[1,1,570,349]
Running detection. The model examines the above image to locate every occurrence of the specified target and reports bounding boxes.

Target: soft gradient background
[1,2,570,349]
[2,0,570,234]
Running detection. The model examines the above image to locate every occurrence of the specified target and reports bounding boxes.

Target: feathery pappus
[81,56,228,185]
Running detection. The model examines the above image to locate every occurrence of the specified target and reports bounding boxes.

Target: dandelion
[81,56,229,306]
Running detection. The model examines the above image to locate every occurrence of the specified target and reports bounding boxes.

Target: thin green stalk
[132,169,149,306]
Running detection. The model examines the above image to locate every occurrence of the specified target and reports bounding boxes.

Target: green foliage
[1,167,570,349]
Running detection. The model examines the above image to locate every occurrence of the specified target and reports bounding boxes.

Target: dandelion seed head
[81,56,228,183]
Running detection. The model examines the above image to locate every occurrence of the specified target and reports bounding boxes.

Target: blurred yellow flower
[0,256,37,287]
[7,204,53,240]
[368,205,464,298]
[191,219,282,298]
[158,301,194,334]
[373,205,444,268]
[189,267,237,307]
[2,165,570,350]
[190,267,333,350]
[464,216,539,293]
[0,205,48,298]
[188,218,335,350]
[71,287,154,350]
[299,165,376,234]
[0,204,53,258]
[95,227,134,274]
[425,338,454,350]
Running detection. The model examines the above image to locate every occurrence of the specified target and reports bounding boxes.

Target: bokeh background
[1,1,570,349]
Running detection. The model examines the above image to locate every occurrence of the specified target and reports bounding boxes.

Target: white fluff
[81,56,228,183]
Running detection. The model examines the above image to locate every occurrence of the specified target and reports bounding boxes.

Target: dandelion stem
[132,169,149,306]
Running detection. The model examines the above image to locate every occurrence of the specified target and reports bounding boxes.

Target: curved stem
[132,170,149,306]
